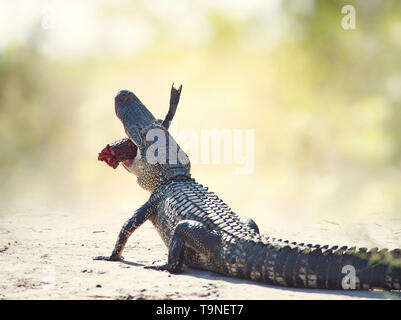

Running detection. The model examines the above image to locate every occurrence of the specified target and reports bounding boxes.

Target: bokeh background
[1,0,401,227]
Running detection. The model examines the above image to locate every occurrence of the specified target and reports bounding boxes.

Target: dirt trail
[1,210,400,300]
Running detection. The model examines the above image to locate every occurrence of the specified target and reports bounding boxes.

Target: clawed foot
[144,259,169,270]
[144,260,181,273]
[93,254,123,261]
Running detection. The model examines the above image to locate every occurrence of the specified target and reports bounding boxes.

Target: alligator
[94,85,401,291]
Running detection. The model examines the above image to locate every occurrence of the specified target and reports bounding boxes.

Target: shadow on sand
[120,259,400,300]
[183,268,401,300]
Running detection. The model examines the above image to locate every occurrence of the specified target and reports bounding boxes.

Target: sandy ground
[1,209,401,300]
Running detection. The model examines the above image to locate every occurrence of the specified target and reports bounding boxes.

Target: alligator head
[111,89,190,191]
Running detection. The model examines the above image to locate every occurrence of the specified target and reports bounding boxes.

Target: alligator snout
[115,90,134,102]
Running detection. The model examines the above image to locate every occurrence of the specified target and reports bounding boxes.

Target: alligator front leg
[94,201,155,261]
[145,220,222,273]
[161,84,182,129]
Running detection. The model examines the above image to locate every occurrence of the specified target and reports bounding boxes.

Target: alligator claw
[93,255,124,261]
[144,260,183,274]
[144,260,170,271]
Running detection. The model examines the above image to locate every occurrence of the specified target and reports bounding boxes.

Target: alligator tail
[232,239,401,290]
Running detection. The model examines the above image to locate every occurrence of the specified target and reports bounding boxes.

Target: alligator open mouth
[98,138,137,169]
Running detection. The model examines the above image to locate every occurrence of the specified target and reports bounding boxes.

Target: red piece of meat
[98,138,137,169]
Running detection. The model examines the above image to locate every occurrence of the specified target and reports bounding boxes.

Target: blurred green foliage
[0,44,80,174]
[0,0,400,219]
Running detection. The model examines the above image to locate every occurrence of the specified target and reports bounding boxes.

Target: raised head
[114,88,190,191]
